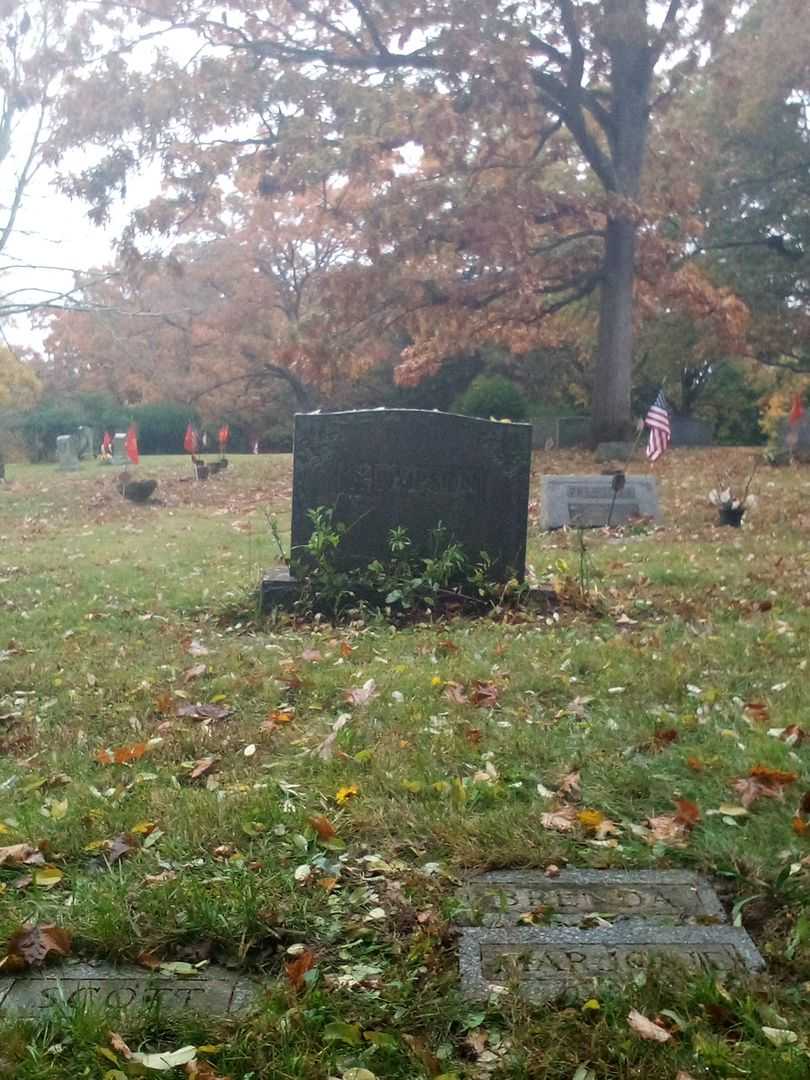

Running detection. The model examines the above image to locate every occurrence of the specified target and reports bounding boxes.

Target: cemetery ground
[1,450,810,1079]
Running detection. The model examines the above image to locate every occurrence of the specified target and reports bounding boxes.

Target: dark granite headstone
[457,869,725,927]
[290,410,532,579]
[459,925,764,1001]
[556,417,590,448]
[671,417,713,447]
[0,961,257,1016]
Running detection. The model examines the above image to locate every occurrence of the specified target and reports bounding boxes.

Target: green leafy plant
[289,507,526,619]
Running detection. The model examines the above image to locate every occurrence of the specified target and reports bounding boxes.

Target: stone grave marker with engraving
[459,925,765,1001]
[455,869,764,1001]
[263,409,532,608]
[56,434,80,471]
[0,961,258,1016]
[457,869,724,927]
[112,432,128,466]
[541,474,660,529]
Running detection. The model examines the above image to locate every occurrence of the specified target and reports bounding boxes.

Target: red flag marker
[125,424,139,465]
[183,423,198,455]
[788,394,806,426]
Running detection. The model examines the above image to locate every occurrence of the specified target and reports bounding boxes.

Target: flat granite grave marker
[56,434,80,471]
[459,925,765,1001]
[457,869,725,927]
[541,474,660,529]
[0,961,257,1016]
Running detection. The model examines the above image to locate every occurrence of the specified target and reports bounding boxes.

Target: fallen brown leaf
[308,815,337,841]
[109,1032,133,1059]
[541,804,578,832]
[189,756,218,781]
[107,833,138,864]
[644,800,700,847]
[558,769,581,801]
[175,703,235,722]
[0,843,44,867]
[142,870,178,886]
[469,680,499,708]
[285,949,316,991]
[674,798,701,828]
[402,1034,442,1076]
[652,727,679,751]
[183,664,208,683]
[96,741,149,765]
[732,765,798,808]
[744,702,770,725]
[343,679,378,706]
[4,924,72,968]
[627,1008,672,1042]
[443,681,468,705]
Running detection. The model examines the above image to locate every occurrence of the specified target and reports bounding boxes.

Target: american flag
[645,388,671,462]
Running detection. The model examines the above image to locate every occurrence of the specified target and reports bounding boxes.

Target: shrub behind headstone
[454,375,528,421]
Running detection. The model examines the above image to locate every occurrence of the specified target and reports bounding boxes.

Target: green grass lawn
[2,450,810,1078]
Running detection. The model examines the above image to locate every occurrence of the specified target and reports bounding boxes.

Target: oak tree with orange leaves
[46,0,803,436]
[44,183,405,416]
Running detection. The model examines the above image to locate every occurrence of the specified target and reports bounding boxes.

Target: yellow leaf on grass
[34,866,64,889]
[336,784,359,805]
[577,809,605,831]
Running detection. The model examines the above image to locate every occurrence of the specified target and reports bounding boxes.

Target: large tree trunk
[592,215,637,443]
[590,4,655,444]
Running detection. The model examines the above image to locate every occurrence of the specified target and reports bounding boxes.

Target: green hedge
[453,374,528,421]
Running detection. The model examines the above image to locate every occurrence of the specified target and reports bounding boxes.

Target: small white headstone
[112,432,128,466]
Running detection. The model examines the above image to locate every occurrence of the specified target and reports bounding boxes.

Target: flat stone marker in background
[112,432,128,466]
[459,925,765,1001]
[541,474,660,529]
[457,869,725,927]
[291,409,533,579]
[0,961,257,1016]
[56,434,80,471]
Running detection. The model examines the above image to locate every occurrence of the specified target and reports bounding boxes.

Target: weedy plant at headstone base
[287,507,527,619]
